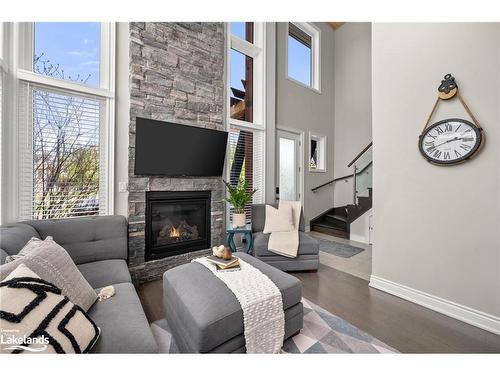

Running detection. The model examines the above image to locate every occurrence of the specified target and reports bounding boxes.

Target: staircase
[310,142,373,239]
[311,187,372,238]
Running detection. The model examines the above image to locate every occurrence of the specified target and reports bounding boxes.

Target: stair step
[311,223,349,239]
[325,214,347,222]
[311,219,347,231]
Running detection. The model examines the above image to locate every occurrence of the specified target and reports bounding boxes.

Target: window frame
[286,22,321,93]
[0,23,5,223]
[226,22,266,223]
[13,22,116,220]
[309,131,327,173]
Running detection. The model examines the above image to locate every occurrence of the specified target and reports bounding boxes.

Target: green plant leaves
[223,178,257,214]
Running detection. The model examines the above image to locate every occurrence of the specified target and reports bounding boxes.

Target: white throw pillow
[279,201,302,230]
[1,237,97,311]
[263,205,295,234]
[0,264,100,354]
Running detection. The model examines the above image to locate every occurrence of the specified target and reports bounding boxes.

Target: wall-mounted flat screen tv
[134,117,228,177]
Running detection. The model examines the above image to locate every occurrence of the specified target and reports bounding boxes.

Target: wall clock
[418,74,484,166]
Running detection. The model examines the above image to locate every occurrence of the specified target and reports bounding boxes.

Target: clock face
[419,119,482,165]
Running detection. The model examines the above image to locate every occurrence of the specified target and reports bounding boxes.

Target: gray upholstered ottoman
[163,253,303,353]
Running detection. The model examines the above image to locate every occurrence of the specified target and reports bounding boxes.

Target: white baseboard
[369,275,500,336]
[349,233,368,244]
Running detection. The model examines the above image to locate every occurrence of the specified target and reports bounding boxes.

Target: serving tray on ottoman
[163,252,303,353]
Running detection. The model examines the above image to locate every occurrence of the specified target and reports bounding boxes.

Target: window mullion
[230,35,261,59]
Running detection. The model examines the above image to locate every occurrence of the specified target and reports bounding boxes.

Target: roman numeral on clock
[444,124,452,131]
[444,152,450,160]
[436,127,444,135]
[460,144,472,151]
[454,149,462,158]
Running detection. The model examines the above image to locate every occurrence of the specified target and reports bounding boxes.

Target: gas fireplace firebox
[145,191,211,261]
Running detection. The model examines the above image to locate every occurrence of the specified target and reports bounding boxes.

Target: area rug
[150,298,398,353]
[310,235,364,258]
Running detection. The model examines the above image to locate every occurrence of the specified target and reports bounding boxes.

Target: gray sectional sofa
[252,204,320,271]
[0,215,157,353]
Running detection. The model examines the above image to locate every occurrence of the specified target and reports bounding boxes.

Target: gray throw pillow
[0,236,97,311]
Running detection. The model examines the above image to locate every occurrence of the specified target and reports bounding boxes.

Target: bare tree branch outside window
[32,54,100,219]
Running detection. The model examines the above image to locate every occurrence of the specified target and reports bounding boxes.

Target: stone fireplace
[145,191,211,261]
[128,22,225,283]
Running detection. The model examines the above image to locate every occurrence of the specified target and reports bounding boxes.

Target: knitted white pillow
[1,237,97,311]
[263,204,295,234]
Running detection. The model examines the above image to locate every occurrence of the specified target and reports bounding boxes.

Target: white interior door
[277,130,302,202]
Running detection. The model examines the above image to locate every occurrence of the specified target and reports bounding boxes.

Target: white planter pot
[232,213,246,228]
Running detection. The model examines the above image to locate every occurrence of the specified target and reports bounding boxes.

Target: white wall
[371,23,500,332]
[350,208,372,244]
[113,22,130,217]
[333,23,372,207]
[275,22,335,223]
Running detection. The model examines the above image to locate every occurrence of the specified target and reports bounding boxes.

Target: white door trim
[276,126,304,208]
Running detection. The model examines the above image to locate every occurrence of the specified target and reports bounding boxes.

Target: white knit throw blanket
[193,256,285,353]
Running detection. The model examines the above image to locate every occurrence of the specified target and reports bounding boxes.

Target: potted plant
[223,178,257,228]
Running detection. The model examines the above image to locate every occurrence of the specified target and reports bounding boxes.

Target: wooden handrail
[311,174,353,193]
[347,141,373,168]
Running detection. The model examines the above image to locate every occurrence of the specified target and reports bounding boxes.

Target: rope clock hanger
[418,74,485,166]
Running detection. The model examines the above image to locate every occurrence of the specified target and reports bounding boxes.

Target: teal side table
[226,224,253,253]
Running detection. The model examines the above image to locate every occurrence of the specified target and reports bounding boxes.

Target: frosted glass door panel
[279,138,297,201]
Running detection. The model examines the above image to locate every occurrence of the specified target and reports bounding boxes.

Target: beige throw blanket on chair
[268,201,302,258]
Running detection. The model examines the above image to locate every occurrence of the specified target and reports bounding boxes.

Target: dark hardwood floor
[137,264,500,353]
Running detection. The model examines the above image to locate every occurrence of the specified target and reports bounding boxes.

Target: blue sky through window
[34,22,100,87]
[288,35,311,87]
[230,49,246,92]
[231,22,246,40]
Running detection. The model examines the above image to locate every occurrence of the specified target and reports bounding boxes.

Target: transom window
[34,22,101,87]
[287,22,321,91]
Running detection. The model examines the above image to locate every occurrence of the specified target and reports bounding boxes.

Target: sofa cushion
[25,215,128,265]
[78,260,132,289]
[253,231,319,257]
[252,204,305,233]
[88,282,157,353]
[0,223,41,260]
[1,264,100,354]
[163,253,302,353]
[262,205,294,234]
[1,237,97,311]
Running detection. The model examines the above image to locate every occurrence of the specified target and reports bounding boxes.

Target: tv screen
[134,117,228,177]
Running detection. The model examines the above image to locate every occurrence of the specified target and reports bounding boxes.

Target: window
[287,22,321,91]
[227,22,265,222]
[16,23,115,220]
[309,132,326,172]
[230,49,253,122]
[34,22,101,86]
